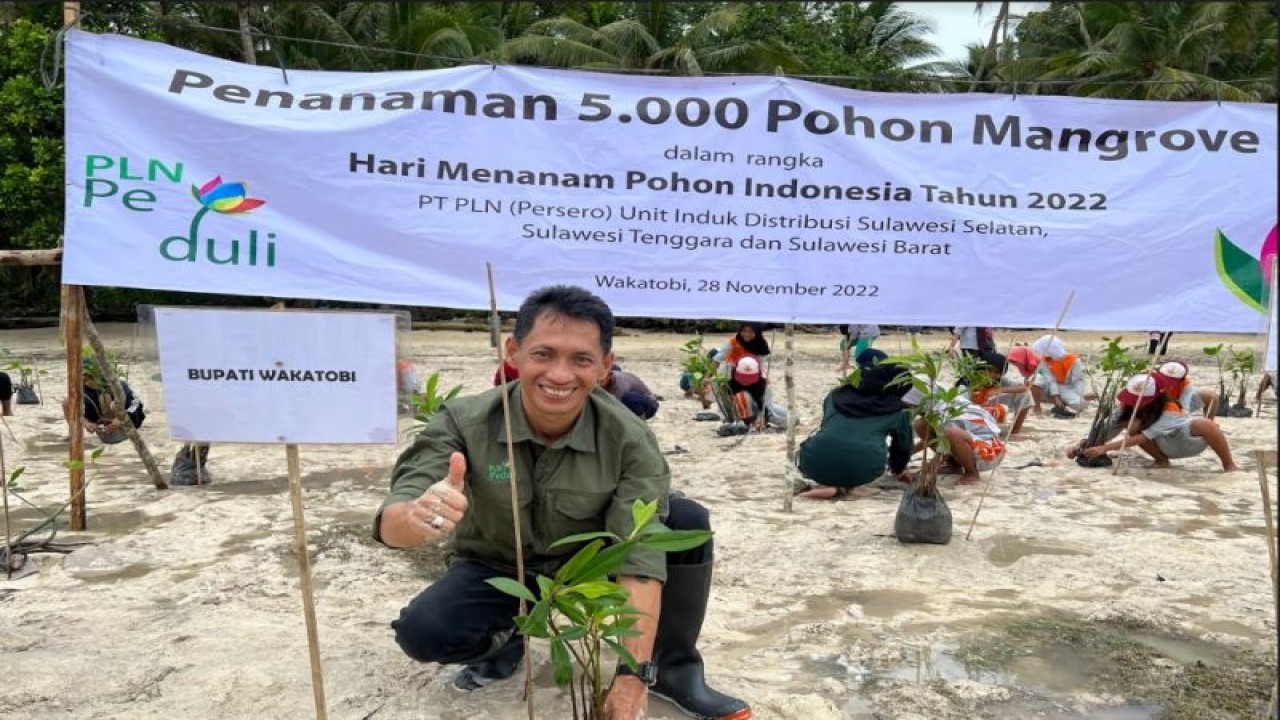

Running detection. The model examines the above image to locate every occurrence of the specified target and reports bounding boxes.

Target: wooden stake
[965,290,1075,540]
[486,263,534,719]
[83,313,167,489]
[782,322,796,513]
[62,285,86,530]
[1,430,11,580]
[286,444,328,720]
[1254,449,1279,717]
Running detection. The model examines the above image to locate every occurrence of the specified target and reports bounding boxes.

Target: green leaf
[606,639,637,669]
[550,530,620,549]
[1215,228,1266,313]
[555,624,589,642]
[536,575,555,598]
[568,580,622,599]
[550,639,574,687]
[571,542,635,580]
[554,539,605,583]
[603,626,643,638]
[485,577,536,603]
[9,467,25,483]
[630,499,658,536]
[637,529,713,552]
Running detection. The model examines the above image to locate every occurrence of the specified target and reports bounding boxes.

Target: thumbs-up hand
[410,452,470,541]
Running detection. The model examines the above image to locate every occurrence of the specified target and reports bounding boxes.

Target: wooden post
[0,249,63,266]
[83,313,168,489]
[60,1,86,531]
[62,286,86,530]
[782,322,796,513]
[285,445,328,720]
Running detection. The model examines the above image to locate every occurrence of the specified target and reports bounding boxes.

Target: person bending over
[796,349,912,499]
[1077,372,1238,472]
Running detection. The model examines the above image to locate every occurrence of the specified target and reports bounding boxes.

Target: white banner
[154,308,397,443]
[65,31,1276,330]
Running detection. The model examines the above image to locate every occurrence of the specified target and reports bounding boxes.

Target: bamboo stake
[782,322,796,513]
[1111,326,1172,477]
[83,313,167,489]
[1255,450,1279,719]
[966,290,1075,540]
[1,430,11,579]
[286,444,328,720]
[486,263,534,719]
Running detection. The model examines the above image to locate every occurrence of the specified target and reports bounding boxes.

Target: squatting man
[374,285,751,720]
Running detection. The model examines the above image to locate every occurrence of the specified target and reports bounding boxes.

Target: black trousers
[392,495,712,664]
[0,372,11,401]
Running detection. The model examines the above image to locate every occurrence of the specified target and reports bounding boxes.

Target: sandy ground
[0,324,1276,720]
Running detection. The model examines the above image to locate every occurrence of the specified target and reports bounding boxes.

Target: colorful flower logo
[191,176,266,214]
[1215,224,1276,313]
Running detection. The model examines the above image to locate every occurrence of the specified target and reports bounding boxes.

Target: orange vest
[1046,354,1077,384]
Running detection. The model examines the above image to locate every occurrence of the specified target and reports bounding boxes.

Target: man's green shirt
[376,384,671,581]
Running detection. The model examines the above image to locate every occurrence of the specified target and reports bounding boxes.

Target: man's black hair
[514,285,615,354]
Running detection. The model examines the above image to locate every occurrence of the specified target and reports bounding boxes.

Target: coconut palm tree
[500,1,800,76]
[1007,1,1276,101]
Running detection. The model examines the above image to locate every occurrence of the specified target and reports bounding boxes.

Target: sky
[909,2,1050,63]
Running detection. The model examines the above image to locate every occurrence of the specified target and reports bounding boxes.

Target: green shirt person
[375,285,750,720]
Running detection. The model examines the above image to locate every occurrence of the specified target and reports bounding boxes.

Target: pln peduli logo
[81,155,278,268]
[162,176,275,266]
[1215,224,1276,313]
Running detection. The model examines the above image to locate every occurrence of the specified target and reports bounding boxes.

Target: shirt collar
[498,383,598,453]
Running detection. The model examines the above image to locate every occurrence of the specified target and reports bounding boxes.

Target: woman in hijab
[1030,334,1088,419]
[720,322,771,369]
[794,349,914,499]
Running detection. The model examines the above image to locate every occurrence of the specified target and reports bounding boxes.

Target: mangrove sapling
[487,499,711,720]
[1203,344,1230,409]
[1221,346,1257,417]
[404,370,463,435]
[884,342,965,544]
[679,336,718,410]
[1077,338,1146,468]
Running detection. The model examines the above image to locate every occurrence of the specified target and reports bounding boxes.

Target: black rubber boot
[452,629,523,692]
[651,562,751,720]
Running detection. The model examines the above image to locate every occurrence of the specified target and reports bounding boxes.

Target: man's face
[506,311,613,437]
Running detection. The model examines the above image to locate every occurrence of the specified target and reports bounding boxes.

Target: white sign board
[64,31,1276,330]
[155,308,397,443]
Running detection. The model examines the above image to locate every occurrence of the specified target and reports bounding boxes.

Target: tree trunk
[237,0,257,65]
[83,315,168,489]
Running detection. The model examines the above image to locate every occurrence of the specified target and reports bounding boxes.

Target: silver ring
[430,515,446,529]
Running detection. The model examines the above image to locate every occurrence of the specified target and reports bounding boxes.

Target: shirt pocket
[547,490,613,538]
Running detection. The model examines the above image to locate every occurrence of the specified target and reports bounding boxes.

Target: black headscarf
[734,322,771,357]
[831,350,910,417]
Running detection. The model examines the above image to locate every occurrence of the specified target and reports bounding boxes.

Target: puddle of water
[1099,515,1151,531]
[986,535,1091,568]
[1197,618,1264,640]
[1124,631,1227,666]
[76,563,156,583]
[74,510,178,535]
[803,588,928,619]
